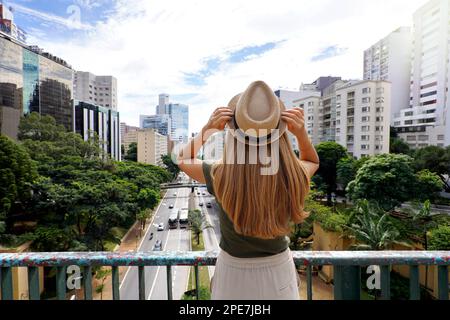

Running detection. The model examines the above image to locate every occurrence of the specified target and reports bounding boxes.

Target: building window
[362,106,370,113]
[404,111,413,116]
[362,97,371,103]
[361,145,369,150]
[407,136,416,141]
[362,88,371,94]
[405,120,413,125]
[420,91,437,98]
[362,116,370,122]
[437,135,444,141]
[418,135,429,141]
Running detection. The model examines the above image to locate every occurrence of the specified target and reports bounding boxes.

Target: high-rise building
[140,114,171,136]
[0,34,73,140]
[137,129,168,167]
[334,80,391,158]
[295,95,322,145]
[0,4,26,43]
[364,27,412,123]
[295,79,391,158]
[74,71,118,110]
[393,0,450,148]
[155,94,189,143]
[74,101,121,161]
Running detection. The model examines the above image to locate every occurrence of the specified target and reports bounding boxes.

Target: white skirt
[211,248,300,300]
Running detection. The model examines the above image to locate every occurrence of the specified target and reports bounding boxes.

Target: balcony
[0,251,449,300]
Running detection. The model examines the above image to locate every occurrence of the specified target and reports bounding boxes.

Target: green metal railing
[0,250,448,300]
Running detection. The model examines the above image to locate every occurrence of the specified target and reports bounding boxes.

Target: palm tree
[409,200,437,291]
[189,209,212,245]
[346,200,400,251]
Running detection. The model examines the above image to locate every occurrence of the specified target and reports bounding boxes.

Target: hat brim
[226,93,287,146]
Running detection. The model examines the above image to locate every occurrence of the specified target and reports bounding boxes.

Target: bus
[178,209,189,229]
[168,210,179,229]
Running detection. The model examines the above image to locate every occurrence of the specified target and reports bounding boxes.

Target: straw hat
[226,80,287,146]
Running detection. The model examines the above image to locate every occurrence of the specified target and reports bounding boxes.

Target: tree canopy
[0,113,171,251]
[314,142,348,203]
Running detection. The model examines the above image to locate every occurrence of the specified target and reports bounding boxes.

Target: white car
[157,223,164,231]
[173,192,177,196]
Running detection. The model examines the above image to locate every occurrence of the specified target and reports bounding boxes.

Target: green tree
[413,146,450,191]
[428,225,450,250]
[414,169,444,202]
[347,200,400,250]
[161,154,180,179]
[336,156,370,193]
[0,135,38,237]
[95,268,111,300]
[124,142,137,162]
[346,154,417,211]
[390,138,411,155]
[188,209,212,245]
[314,142,348,204]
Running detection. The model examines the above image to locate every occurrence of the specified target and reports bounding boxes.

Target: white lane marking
[147,186,186,300]
[120,191,168,290]
[147,228,172,300]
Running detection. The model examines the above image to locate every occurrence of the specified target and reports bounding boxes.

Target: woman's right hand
[204,107,234,131]
[281,107,306,137]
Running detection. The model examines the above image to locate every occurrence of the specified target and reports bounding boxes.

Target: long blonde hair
[211,132,310,239]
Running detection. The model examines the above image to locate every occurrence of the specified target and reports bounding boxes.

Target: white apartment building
[137,129,168,167]
[364,27,412,122]
[294,95,322,145]
[393,0,450,148]
[74,71,118,110]
[335,80,391,158]
[295,80,391,158]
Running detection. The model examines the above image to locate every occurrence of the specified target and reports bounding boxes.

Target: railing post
[438,265,449,300]
[112,266,120,300]
[27,267,40,300]
[306,265,313,300]
[56,266,66,300]
[138,266,145,300]
[1,267,13,300]
[380,265,390,300]
[333,265,361,300]
[409,265,420,300]
[83,266,92,300]
[166,266,173,300]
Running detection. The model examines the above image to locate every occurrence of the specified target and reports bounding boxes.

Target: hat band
[233,117,280,144]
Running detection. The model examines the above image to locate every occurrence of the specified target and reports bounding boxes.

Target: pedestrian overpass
[160,182,206,190]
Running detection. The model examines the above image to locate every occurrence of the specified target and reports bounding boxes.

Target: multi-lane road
[119,178,221,300]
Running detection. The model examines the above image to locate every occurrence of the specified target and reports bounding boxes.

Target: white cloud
[26,0,428,133]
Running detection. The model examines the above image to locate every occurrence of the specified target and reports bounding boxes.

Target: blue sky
[1,0,429,132]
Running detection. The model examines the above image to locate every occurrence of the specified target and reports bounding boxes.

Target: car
[202,192,206,195]
[206,202,212,208]
[153,240,162,251]
[197,192,200,195]
[173,192,177,196]
[157,223,164,231]
[169,204,174,209]
[199,202,204,207]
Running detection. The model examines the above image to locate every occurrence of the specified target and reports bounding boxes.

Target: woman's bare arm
[177,107,233,183]
[281,107,320,178]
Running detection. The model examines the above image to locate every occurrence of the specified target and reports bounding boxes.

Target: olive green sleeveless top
[202,161,290,258]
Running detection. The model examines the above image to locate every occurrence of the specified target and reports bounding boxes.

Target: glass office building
[75,101,121,161]
[0,35,73,139]
[157,103,189,143]
[140,114,171,136]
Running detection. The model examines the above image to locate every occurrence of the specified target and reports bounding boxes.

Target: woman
[177,80,319,300]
